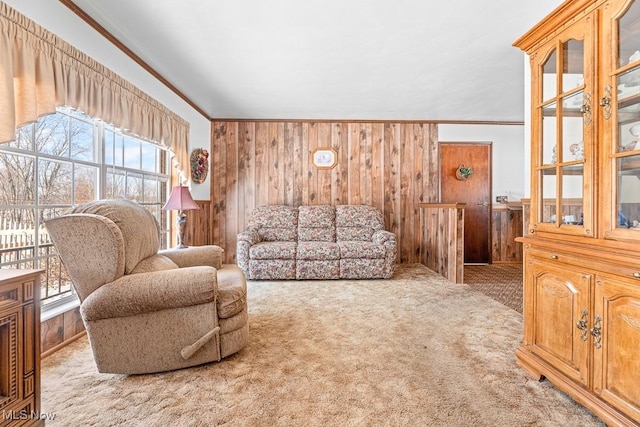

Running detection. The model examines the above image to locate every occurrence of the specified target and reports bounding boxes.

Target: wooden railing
[419,203,465,284]
[0,222,73,303]
[0,219,42,248]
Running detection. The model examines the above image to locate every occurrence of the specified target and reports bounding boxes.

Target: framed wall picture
[311,147,338,170]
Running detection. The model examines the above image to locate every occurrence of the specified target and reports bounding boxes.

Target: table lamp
[162,185,200,248]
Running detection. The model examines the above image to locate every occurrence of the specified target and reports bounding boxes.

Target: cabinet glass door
[535,33,592,233]
[605,0,640,238]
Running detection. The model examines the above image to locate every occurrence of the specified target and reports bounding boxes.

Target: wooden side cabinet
[0,270,43,427]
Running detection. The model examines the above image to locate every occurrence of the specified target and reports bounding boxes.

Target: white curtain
[0,2,190,176]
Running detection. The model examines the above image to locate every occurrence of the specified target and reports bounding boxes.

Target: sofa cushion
[249,241,297,260]
[338,241,386,259]
[297,227,334,242]
[336,205,384,242]
[298,206,336,242]
[297,242,340,260]
[247,206,298,241]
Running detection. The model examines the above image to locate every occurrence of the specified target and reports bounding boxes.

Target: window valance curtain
[0,2,189,176]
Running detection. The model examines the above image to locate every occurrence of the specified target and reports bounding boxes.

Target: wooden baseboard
[41,331,86,359]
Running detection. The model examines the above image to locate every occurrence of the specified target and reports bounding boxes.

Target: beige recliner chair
[45,199,248,374]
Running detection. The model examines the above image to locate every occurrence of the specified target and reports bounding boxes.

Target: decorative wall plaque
[190,148,209,183]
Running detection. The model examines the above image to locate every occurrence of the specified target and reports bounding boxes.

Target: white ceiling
[69,0,563,122]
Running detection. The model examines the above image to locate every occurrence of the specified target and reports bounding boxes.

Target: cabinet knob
[551,255,558,260]
[633,272,640,279]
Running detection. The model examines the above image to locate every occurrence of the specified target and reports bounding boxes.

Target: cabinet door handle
[581,93,592,125]
[576,309,589,341]
[550,255,558,260]
[590,315,602,349]
[600,85,612,120]
[633,272,640,279]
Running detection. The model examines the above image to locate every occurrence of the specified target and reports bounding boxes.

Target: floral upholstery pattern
[298,206,336,242]
[338,241,386,259]
[297,242,340,260]
[249,241,297,260]
[296,260,340,280]
[237,205,397,280]
[246,205,298,242]
[336,205,384,242]
[249,259,296,280]
[340,258,387,279]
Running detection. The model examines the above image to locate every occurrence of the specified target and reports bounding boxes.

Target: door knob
[477,201,489,207]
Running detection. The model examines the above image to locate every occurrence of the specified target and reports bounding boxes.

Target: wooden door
[440,143,491,264]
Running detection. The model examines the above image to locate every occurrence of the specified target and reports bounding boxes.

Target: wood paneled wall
[491,206,523,263]
[184,200,213,247]
[209,121,439,264]
[41,307,84,357]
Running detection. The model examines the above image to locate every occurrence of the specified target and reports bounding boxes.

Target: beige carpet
[41,264,604,426]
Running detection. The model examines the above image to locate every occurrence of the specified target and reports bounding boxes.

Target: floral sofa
[237,205,397,280]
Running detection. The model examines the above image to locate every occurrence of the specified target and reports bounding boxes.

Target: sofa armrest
[160,245,224,269]
[238,230,261,245]
[81,266,217,321]
[373,230,397,278]
[236,231,260,273]
[372,230,396,246]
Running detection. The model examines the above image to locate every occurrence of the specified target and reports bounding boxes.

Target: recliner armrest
[160,245,224,268]
[81,266,217,321]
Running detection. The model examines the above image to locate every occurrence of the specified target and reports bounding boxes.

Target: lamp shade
[162,185,200,211]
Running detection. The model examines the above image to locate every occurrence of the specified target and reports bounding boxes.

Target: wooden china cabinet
[515,0,640,425]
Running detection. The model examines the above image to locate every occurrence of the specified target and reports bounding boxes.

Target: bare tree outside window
[0,108,170,307]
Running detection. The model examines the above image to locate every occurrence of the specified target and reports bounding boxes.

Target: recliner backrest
[46,213,126,301]
[71,199,161,274]
[46,199,162,301]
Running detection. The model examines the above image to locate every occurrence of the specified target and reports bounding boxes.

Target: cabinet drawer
[527,247,640,281]
[0,282,21,311]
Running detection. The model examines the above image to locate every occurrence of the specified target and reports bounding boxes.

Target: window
[0,108,170,308]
